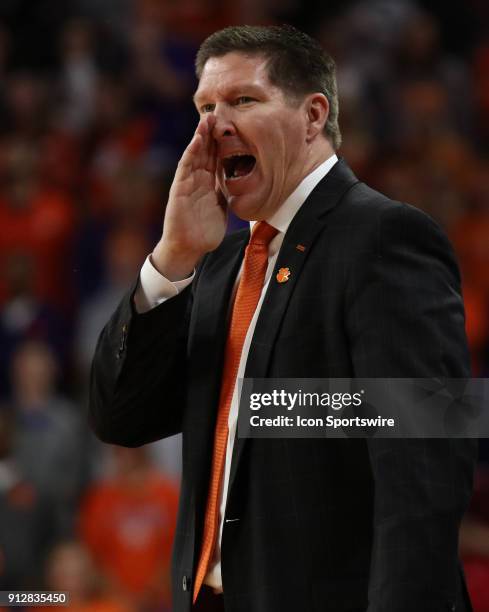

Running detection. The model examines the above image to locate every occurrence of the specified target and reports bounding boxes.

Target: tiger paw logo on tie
[276,267,291,283]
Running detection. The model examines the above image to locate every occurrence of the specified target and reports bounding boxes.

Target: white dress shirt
[134,154,338,590]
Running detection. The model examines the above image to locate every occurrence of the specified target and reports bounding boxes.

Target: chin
[227,194,263,222]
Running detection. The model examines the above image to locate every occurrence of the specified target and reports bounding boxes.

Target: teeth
[224,152,249,160]
[227,167,240,180]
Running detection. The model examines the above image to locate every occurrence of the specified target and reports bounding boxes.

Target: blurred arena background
[0,0,488,610]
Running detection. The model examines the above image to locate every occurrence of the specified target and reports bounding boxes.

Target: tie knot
[250,221,278,246]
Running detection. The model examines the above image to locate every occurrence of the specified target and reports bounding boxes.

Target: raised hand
[152,115,228,281]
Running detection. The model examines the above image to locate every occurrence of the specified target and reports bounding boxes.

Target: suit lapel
[247,159,359,376]
[227,159,360,493]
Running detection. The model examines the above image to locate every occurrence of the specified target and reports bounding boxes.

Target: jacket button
[116,324,128,359]
[182,575,190,591]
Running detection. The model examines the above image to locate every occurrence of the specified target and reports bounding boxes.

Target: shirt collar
[250,153,338,235]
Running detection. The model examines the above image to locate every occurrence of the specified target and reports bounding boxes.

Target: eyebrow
[192,92,205,106]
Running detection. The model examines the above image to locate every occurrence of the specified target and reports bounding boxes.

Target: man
[90,25,476,612]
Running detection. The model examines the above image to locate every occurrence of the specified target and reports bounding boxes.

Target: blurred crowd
[0,0,488,610]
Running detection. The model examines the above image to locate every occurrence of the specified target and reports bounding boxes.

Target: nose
[212,104,236,139]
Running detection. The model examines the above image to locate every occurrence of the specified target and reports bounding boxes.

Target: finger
[195,115,214,171]
[205,113,216,136]
[176,115,215,175]
[192,116,213,169]
[203,115,217,173]
[205,135,217,174]
[195,115,209,145]
[177,130,203,173]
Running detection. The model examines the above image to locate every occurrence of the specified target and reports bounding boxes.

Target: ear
[305,93,329,142]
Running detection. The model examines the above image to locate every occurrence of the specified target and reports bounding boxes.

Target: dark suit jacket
[89,160,476,612]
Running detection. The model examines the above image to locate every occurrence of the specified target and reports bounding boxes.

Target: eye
[200,103,215,113]
[235,96,255,105]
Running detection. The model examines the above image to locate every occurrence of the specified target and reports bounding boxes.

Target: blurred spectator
[9,340,89,535]
[0,26,11,135]
[0,140,75,309]
[392,11,473,134]
[58,20,98,134]
[0,251,68,395]
[3,72,48,138]
[146,435,182,485]
[0,408,55,590]
[358,8,474,150]
[127,16,199,170]
[39,128,82,194]
[75,222,182,484]
[130,21,189,103]
[0,25,9,77]
[135,0,239,44]
[83,77,156,220]
[79,446,179,611]
[74,153,163,302]
[34,540,131,612]
[76,0,132,38]
[473,43,489,150]
[75,225,150,382]
[450,212,489,373]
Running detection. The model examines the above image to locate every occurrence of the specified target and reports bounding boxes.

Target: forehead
[194,52,272,101]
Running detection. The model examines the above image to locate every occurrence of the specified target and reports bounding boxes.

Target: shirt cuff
[133,254,195,313]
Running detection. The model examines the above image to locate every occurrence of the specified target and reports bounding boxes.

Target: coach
[90,25,476,612]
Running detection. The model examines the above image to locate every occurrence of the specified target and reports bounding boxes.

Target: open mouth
[222,154,256,180]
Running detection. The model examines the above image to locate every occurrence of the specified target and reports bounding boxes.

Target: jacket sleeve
[88,279,193,447]
[345,202,477,612]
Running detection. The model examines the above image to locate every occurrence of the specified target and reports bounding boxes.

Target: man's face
[194,52,311,221]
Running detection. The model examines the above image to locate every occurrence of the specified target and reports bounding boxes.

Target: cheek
[257,130,286,165]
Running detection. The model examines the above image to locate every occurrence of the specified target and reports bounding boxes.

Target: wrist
[151,240,201,282]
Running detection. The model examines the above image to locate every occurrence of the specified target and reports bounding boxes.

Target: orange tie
[193,221,278,602]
